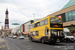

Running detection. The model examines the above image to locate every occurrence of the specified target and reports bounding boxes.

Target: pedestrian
[2,32,4,38]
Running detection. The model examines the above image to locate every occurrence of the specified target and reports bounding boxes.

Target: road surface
[1,37,75,50]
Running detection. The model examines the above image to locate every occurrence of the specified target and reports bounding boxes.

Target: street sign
[12,23,20,25]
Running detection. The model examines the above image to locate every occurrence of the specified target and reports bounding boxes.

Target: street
[0,0,75,50]
[0,37,74,50]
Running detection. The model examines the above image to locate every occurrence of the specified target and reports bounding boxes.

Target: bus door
[45,29,50,36]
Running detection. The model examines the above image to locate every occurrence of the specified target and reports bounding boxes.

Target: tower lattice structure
[5,9,9,29]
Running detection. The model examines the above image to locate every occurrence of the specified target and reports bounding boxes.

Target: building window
[30,25,33,28]
[37,22,40,27]
[72,10,75,20]
[68,11,72,21]
[65,12,69,21]
[65,10,75,22]
[45,19,48,25]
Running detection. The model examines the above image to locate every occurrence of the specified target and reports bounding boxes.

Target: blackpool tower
[5,9,9,29]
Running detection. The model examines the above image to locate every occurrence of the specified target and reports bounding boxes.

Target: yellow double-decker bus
[29,16,64,44]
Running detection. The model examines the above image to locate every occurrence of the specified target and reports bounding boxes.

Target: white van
[64,28,74,42]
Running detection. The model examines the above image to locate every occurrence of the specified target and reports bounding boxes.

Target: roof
[62,0,75,9]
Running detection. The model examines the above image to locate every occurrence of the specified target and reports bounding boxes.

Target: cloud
[0,0,70,29]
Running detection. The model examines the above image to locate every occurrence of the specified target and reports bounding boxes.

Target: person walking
[2,32,4,38]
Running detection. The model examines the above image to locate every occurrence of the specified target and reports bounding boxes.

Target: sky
[0,0,70,29]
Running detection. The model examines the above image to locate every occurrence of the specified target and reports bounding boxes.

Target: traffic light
[31,20,34,24]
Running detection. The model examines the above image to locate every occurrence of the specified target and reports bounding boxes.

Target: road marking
[5,38,32,50]
[6,42,10,50]
[13,42,32,50]
[12,43,20,50]
[27,48,32,50]
[0,44,6,48]
[54,46,67,50]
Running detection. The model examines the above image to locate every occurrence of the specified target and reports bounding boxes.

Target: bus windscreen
[50,18,63,28]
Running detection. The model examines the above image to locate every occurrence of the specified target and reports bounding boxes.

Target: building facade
[11,26,20,35]
[20,19,41,37]
[47,0,75,34]
[20,20,34,37]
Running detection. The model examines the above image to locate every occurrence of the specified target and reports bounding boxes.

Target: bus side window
[33,24,35,28]
[45,19,48,25]
[35,22,40,27]
[37,22,40,27]
[40,20,44,26]
[32,31,36,36]
[36,31,39,36]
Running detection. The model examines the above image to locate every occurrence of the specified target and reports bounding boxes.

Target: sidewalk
[0,38,5,43]
[0,38,8,50]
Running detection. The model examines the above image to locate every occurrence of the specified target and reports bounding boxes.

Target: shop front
[23,32,29,37]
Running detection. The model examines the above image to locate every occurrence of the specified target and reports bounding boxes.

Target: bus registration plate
[57,39,60,42]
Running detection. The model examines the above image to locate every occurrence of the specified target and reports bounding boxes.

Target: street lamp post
[33,14,35,22]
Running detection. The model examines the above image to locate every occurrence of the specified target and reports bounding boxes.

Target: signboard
[12,23,20,25]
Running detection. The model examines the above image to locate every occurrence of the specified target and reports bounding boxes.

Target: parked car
[13,35,17,39]
[64,28,75,42]
[18,36,24,39]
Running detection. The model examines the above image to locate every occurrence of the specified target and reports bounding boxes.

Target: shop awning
[23,32,29,34]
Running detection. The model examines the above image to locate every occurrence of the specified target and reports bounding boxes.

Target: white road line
[54,46,67,50]
[12,43,20,50]
[27,48,32,50]
[9,39,31,47]
[6,42,10,50]
[6,38,32,49]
